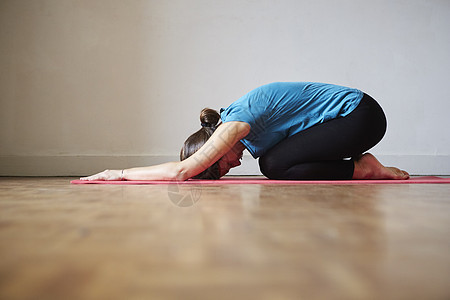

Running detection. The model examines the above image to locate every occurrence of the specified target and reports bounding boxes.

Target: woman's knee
[258,155,284,179]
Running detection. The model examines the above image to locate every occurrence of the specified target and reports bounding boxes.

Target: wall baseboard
[1,154,449,176]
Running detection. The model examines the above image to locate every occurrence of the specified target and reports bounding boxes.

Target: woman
[81,82,409,181]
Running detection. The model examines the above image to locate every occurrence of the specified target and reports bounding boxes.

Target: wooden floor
[0,177,449,300]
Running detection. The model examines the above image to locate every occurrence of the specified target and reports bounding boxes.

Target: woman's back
[220,82,363,158]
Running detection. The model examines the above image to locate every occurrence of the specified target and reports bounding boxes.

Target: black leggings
[258,93,387,180]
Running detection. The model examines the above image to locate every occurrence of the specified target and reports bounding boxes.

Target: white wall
[1,0,449,176]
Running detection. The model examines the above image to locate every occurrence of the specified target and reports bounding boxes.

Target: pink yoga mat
[71,176,450,185]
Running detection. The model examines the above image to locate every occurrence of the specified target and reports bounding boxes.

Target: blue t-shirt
[220,82,363,158]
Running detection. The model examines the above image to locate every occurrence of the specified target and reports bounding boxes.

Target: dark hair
[180,108,221,179]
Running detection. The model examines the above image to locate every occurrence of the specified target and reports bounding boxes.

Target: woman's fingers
[80,170,121,181]
[80,172,104,181]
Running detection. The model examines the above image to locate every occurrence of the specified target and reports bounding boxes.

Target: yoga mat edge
[70,176,450,185]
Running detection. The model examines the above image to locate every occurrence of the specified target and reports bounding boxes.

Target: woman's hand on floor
[80,169,123,181]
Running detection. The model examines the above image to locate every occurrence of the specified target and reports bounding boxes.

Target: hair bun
[200,108,220,128]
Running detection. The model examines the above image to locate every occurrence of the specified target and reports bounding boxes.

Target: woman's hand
[80,169,123,181]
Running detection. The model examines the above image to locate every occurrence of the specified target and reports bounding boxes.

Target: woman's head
[180,108,221,179]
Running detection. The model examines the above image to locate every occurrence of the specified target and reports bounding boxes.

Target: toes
[395,169,409,179]
[387,167,409,180]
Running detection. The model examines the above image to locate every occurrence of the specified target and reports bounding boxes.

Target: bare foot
[353,153,410,180]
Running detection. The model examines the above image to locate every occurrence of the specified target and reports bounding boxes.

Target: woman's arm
[80,162,183,181]
[80,121,250,181]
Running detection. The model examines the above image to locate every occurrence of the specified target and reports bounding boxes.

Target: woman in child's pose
[82,82,409,181]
